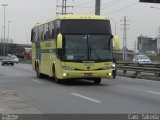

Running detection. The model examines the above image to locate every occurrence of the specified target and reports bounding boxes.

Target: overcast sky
[0,0,160,50]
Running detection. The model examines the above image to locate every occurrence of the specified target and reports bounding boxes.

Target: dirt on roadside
[0,85,42,114]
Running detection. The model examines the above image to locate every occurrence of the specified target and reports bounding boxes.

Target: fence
[116,62,160,77]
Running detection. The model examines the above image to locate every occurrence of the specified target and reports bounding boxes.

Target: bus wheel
[36,65,43,78]
[93,78,101,85]
[55,77,61,84]
[112,70,116,79]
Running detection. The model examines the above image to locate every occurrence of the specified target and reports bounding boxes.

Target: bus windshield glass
[61,20,111,34]
[62,34,113,61]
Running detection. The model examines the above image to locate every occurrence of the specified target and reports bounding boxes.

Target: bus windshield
[61,20,111,34]
[62,34,113,61]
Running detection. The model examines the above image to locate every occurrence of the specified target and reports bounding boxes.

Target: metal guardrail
[0,56,4,61]
[116,62,160,77]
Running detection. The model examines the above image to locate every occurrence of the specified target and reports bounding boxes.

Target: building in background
[0,42,31,58]
[137,36,160,55]
[0,38,14,56]
[0,38,13,43]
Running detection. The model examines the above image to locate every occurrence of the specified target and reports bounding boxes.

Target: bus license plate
[84,73,93,77]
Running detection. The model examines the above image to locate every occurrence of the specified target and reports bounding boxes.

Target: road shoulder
[0,85,42,114]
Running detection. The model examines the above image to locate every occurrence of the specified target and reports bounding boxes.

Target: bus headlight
[109,73,112,76]
[63,73,67,76]
[112,63,116,68]
[63,66,75,70]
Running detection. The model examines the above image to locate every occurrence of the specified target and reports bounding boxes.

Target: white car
[10,55,19,63]
[132,55,151,64]
[2,57,14,66]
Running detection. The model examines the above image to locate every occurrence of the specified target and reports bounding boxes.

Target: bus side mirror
[113,35,120,51]
[57,33,63,49]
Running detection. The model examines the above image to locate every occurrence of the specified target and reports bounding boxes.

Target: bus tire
[112,70,116,79]
[36,65,43,78]
[55,77,61,84]
[93,78,101,85]
[52,65,56,79]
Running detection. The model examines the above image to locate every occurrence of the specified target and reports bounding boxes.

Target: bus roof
[35,14,108,27]
[58,14,108,20]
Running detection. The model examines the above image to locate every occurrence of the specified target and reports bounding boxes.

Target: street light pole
[1,26,4,56]
[7,21,12,54]
[2,4,8,56]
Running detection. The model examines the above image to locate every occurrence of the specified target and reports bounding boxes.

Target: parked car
[132,55,151,64]
[1,57,14,66]
[11,55,19,63]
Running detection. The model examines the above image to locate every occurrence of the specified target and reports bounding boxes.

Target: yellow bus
[31,14,119,84]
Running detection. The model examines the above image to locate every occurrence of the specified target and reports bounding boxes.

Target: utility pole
[121,16,129,61]
[1,26,4,56]
[95,0,101,15]
[7,21,11,54]
[56,0,74,15]
[158,26,160,54]
[2,4,8,56]
[158,26,160,38]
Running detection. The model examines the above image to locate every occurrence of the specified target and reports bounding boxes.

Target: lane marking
[71,93,102,103]
[15,73,22,76]
[118,76,160,84]
[24,66,30,68]
[146,91,160,95]
[33,79,43,84]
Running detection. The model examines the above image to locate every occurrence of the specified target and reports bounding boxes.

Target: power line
[75,0,114,14]
[103,2,139,15]
[76,6,94,9]
[101,0,123,10]
[74,0,94,14]
[74,6,89,14]
[101,0,117,9]
[130,20,143,34]
[75,0,94,7]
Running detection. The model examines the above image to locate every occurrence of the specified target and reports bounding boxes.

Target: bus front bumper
[59,70,113,79]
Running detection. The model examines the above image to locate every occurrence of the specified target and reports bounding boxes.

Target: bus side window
[51,22,55,39]
[40,25,44,41]
[48,22,52,39]
[44,23,49,40]
[55,28,60,39]
[37,26,40,41]
[46,24,49,39]
[54,20,61,39]
[54,22,57,39]
[36,27,40,41]
[52,29,55,39]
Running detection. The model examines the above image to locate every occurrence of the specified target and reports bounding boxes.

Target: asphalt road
[0,63,160,114]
